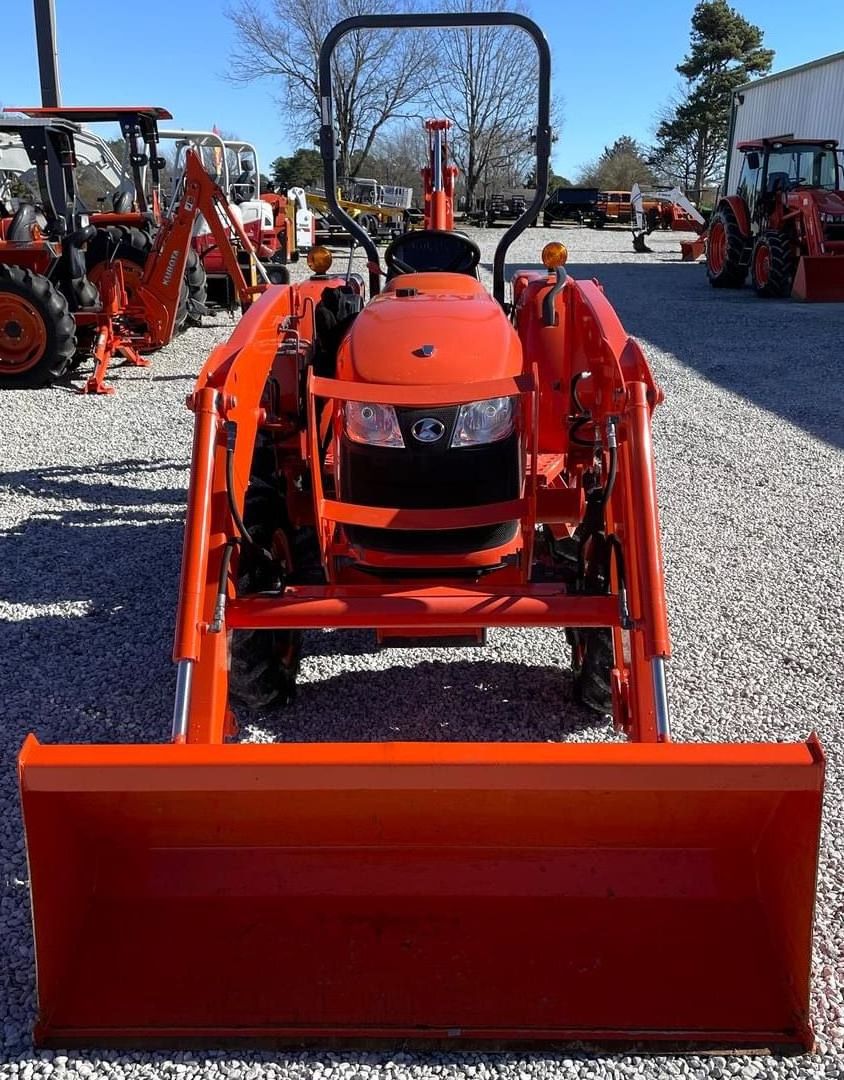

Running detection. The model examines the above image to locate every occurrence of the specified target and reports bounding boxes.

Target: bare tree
[226,0,433,179]
[366,124,429,190]
[648,88,719,195]
[425,0,556,209]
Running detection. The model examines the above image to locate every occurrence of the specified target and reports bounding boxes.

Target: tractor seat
[6,203,38,242]
[766,171,791,194]
[112,190,134,214]
[384,229,481,280]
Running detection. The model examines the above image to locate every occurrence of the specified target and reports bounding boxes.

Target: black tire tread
[0,263,76,388]
[706,205,748,289]
[228,483,304,713]
[751,229,794,298]
[184,248,207,326]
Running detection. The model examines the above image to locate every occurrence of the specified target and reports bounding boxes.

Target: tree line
[227,0,773,205]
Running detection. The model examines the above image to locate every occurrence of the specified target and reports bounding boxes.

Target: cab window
[766,145,838,192]
[737,152,761,216]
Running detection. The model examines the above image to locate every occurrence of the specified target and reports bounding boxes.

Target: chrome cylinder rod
[171,659,195,742]
[651,657,671,741]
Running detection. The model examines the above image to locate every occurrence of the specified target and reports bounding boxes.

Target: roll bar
[318,13,552,305]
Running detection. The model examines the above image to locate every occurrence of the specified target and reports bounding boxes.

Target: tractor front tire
[750,230,794,298]
[706,206,748,288]
[229,483,303,713]
[568,627,614,715]
[0,264,76,388]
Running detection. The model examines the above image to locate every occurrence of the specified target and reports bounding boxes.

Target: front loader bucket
[20,736,823,1049]
[791,255,844,301]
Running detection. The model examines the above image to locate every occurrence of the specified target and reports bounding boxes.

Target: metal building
[725,51,844,192]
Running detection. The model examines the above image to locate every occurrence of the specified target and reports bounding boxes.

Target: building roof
[737,51,844,94]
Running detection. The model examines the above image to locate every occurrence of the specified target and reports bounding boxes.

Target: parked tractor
[161,129,301,308]
[707,137,844,300]
[18,12,824,1050]
[0,119,260,391]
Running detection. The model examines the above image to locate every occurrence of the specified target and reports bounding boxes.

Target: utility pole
[33,0,61,107]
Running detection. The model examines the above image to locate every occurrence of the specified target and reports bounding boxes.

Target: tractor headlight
[451,396,516,447]
[344,401,404,447]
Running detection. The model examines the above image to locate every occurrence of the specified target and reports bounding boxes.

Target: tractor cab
[709,136,844,299]
[737,138,842,218]
[0,116,88,242]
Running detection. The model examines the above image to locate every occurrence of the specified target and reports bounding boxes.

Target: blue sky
[1,0,840,181]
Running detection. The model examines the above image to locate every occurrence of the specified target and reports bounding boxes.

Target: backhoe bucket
[20,736,823,1049]
[791,255,844,301]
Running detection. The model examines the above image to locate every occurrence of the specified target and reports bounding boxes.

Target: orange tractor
[0,115,263,391]
[19,12,824,1049]
[708,137,844,300]
[6,106,208,327]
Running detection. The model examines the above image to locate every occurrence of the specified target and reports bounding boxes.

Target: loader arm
[134,148,264,347]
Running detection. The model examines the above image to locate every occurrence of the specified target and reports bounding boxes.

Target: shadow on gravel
[1,460,188,510]
[244,655,604,744]
[497,257,844,450]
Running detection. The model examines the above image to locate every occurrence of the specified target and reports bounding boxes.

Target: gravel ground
[1,224,842,1079]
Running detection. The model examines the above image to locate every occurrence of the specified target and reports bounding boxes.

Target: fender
[718,194,751,237]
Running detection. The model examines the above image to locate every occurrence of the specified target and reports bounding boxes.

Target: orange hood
[335,273,523,386]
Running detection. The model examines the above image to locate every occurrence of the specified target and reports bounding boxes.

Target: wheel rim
[0,293,48,373]
[753,242,770,287]
[88,257,145,302]
[708,221,726,273]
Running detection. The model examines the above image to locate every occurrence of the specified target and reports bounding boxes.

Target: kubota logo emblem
[411,418,445,443]
[162,250,181,286]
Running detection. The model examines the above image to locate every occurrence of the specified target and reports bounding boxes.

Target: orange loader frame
[18,12,824,1051]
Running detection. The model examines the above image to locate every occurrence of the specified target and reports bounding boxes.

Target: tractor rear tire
[86,225,151,302]
[183,248,207,328]
[229,482,303,713]
[750,230,794,298]
[87,225,194,338]
[706,206,748,288]
[0,263,76,388]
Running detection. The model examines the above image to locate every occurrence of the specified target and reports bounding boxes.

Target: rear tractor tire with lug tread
[184,248,208,327]
[706,206,748,288]
[750,230,794,298]
[86,225,151,303]
[0,263,76,388]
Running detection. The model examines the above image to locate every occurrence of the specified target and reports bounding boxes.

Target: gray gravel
[1,224,842,1078]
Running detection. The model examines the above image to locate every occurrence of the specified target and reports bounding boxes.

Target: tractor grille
[340,405,520,556]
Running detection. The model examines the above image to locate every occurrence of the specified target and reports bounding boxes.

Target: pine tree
[652,0,773,196]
